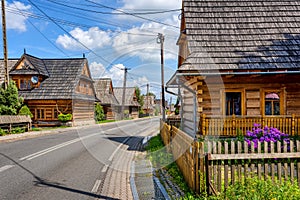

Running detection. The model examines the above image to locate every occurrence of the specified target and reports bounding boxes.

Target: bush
[0,128,6,136]
[95,103,105,122]
[18,105,33,118]
[11,127,25,134]
[58,113,72,122]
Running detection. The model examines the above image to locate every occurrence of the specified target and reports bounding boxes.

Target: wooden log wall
[73,99,95,125]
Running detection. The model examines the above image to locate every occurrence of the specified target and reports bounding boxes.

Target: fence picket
[257,142,262,180]
[244,141,248,180]
[264,141,268,180]
[217,142,222,192]
[224,142,229,190]
[297,141,300,188]
[277,141,282,184]
[231,141,236,185]
[290,141,294,184]
[271,142,275,182]
[284,142,288,182]
[237,141,242,182]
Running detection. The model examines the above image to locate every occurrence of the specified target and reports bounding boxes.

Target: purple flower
[253,123,261,127]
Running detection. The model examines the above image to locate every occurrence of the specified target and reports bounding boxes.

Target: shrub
[58,113,72,122]
[18,105,33,118]
[0,128,6,136]
[245,123,290,148]
[11,127,25,134]
[95,103,105,122]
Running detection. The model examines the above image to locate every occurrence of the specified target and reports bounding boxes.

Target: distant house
[114,87,140,119]
[142,95,156,116]
[166,0,300,137]
[2,53,96,126]
[94,78,119,120]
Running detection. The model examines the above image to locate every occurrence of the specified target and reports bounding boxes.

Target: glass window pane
[274,102,280,115]
[226,92,241,115]
[265,101,272,115]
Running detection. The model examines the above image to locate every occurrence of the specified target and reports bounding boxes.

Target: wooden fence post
[205,153,210,196]
[194,141,200,194]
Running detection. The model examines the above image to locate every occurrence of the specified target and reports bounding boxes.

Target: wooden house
[94,78,119,120]
[6,53,96,126]
[114,87,140,119]
[142,95,156,116]
[166,0,300,137]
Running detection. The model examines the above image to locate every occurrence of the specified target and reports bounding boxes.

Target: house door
[226,92,241,115]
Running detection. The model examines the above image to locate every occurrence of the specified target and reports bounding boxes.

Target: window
[37,109,45,119]
[226,92,242,115]
[20,79,31,90]
[265,92,280,115]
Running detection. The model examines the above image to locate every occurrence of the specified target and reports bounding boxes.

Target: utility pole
[1,0,9,89]
[157,33,166,121]
[146,83,149,115]
[121,67,129,120]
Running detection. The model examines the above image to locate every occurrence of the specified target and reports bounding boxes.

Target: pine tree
[0,81,23,115]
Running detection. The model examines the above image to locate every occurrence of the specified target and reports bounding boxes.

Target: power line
[27,0,113,65]
[85,0,179,29]
[11,4,70,57]
[44,0,180,15]
[7,6,157,37]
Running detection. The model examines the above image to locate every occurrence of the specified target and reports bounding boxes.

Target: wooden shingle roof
[114,87,140,107]
[94,78,119,105]
[0,59,18,84]
[180,0,300,71]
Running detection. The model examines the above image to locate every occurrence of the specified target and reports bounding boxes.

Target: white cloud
[112,22,179,62]
[2,1,31,32]
[56,27,111,50]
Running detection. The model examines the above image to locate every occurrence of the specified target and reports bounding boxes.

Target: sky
[0,0,182,102]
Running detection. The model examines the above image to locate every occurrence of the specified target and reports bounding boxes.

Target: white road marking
[91,179,102,193]
[0,165,14,173]
[19,132,101,161]
[101,164,109,173]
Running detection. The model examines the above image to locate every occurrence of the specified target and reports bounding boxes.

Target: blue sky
[0,0,181,101]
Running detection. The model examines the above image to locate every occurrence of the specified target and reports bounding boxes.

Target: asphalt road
[0,117,159,200]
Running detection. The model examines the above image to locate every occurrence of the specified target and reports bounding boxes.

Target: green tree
[0,81,23,115]
[95,103,105,122]
[135,86,144,111]
[18,105,33,118]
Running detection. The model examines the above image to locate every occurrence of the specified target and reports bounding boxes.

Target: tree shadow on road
[105,136,145,151]
[0,153,120,200]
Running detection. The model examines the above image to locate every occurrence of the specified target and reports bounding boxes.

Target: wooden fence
[160,120,300,196]
[0,115,32,133]
[200,114,300,137]
[205,140,300,195]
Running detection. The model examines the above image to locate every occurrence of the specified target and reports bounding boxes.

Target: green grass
[97,119,116,124]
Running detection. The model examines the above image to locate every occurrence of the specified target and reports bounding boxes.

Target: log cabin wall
[72,99,95,126]
[185,74,300,119]
[26,99,72,126]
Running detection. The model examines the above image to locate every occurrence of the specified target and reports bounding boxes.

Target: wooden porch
[199,114,300,137]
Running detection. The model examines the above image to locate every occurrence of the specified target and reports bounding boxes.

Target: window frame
[221,89,246,116]
[261,88,285,116]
